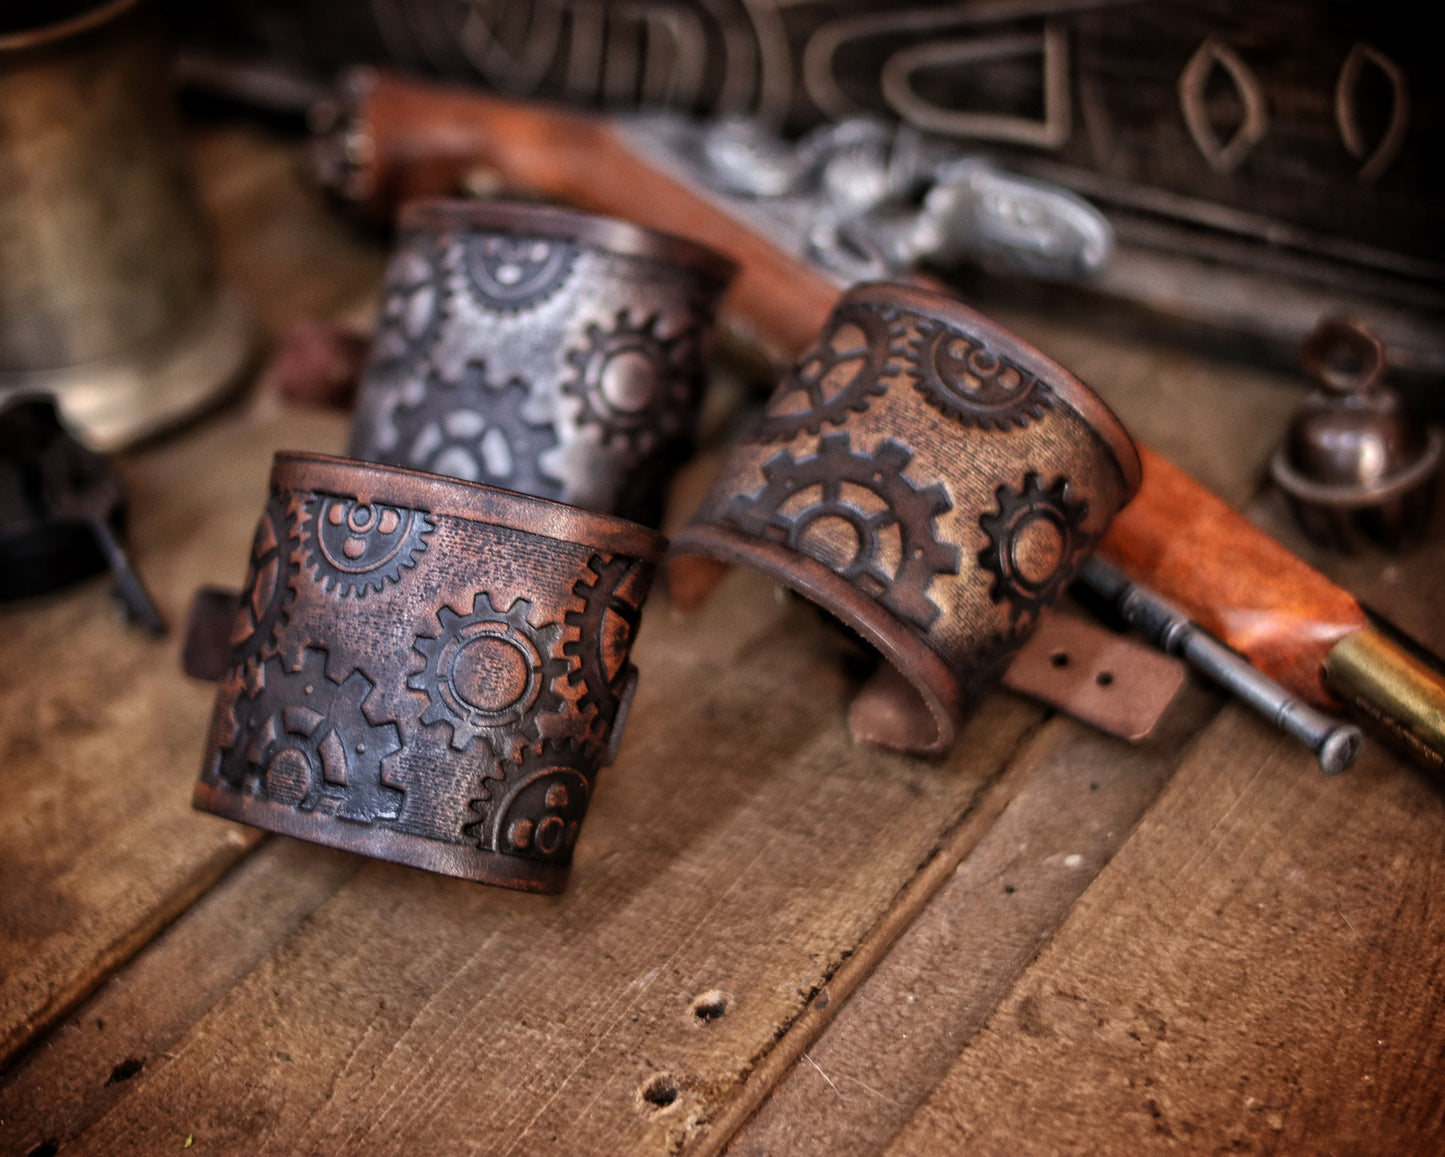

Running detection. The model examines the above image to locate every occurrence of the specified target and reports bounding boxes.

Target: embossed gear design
[462,232,578,312]
[228,492,301,676]
[387,365,564,500]
[563,554,646,730]
[409,592,570,753]
[561,310,697,457]
[756,304,907,442]
[908,321,1054,430]
[216,648,404,822]
[977,472,1091,625]
[295,496,434,598]
[724,432,961,630]
[371,232,450,367]
[465,738,594,862]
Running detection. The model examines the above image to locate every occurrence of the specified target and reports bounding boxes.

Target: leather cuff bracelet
[668,282,1141,756]
[348,199,735,526]
[193,452,663,893]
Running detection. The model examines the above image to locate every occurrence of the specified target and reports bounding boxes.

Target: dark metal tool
[1078,555,1361,774]
[0,395,165,633]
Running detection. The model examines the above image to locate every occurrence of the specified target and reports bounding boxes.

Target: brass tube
[1324,629,1445,774]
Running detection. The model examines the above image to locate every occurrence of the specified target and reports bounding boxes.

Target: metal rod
[1077,556,1362,774]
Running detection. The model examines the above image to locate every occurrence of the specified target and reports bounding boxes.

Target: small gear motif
[370,233,449,366]
[388,363,564,499]
[908,321,1054,430]
[724,432,960,630]
[561,310,698,458]
[228,492,301,674]
[977,472,1092,625]
[562,554,648,733]
[213,648,404,822]
[756,304,906,442]
[409,592,570,752]
[466,739,595,862]
[463,233,577,312]
[296,496,434,598]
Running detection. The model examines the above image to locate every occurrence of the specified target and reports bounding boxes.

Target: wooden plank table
[1,124,1441,1157]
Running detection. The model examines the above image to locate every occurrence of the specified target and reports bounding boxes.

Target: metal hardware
[0,395,164,633]
[620,113,1113,287]
[1078,556,1362,774]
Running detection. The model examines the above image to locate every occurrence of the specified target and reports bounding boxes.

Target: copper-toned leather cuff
[194,452,663,893]
[348,199,735,526]
[669,282,1141,756]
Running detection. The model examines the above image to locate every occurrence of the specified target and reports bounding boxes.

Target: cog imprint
[213,648,404,822]
[389,363,564,499]
[908,321,1054,430]
[756,304,906,442]
[463,233,577,311]
[409,592,570,753]
[371,233,450,367]
[466,738,594,861]
[561,310,698,457]
[297,496,434,597]
[229,492,301,675]
[977,472,1091,625]
[724,432,960,630]
[563,554,647,733]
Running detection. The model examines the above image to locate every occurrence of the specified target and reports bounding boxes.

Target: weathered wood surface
[3,124,1442,1157]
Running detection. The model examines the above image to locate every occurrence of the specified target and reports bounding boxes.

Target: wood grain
[727,680,1224,1157]
[882,706,1445,1155]
[0,839,361,1157]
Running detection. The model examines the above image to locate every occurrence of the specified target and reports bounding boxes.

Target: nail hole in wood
[1096,671,1114,687]
[1050,650,1069,668]
[691,990,730,1022]
[640,1073,679,1111]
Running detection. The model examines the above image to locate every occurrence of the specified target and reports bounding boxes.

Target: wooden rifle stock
[328,71,1445,772]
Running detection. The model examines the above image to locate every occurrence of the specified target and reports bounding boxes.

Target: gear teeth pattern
[462,232,577,312]
[464,738,595,862]
[382,361,564,499]
[756,303,908,442]
[369,230,451,370]
[560,309,699,458]
[409,592,570,752]
[211,647,404,822]
[977,472,1092,626]
[907,320,1054,430]
[295,496,434,598]
[724,432,960,630]
[562,554,647,734]
[227,491,302,678]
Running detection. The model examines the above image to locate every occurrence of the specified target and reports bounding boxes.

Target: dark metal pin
[1078,556,1362,774]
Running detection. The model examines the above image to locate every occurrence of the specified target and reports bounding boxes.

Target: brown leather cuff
[193,452,663,893]
[669,282,1141,756]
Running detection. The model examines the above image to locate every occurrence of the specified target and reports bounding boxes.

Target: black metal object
[0,395,164,632]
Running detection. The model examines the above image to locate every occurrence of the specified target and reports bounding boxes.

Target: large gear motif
[386,363,564,499]
[756,304,906,442]
[228,492,301,676]
[295,496,434,598]
[462,233,577,312]
[466,738,595,862]
[977,472,1092,626]
[907,321,1054,430]
[409,592,570,753]
[562,554,648,734]
[212,648,404,822]
[370,233,449,367]
[561,310,698,458]
[724,432,960,630]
